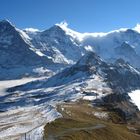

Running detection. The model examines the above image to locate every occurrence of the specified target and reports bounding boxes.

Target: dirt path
[47,124,106,140]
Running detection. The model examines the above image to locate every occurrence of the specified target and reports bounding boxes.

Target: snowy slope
[1,20,140,80]
[3,52,140,111]
[25,25,84,64]
[129,90,140,110]
[0,53,111,139]
[0,20,52,67]
[58,22,140,68]
[23,21,140,68]
[0,77,61,140]
[0,104,61,140]
[1,53,139,117]
[0,20,60,80]
[1,52,140,139]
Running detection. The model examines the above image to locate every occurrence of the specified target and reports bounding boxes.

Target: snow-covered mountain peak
[56,21,110,39]
[0,20,18,47]
[56,21,68,28]
[0,19,14,26]
[0,19,16,33]
[55,22,131,41]
[56,21,84,41]
[41,24,66,38]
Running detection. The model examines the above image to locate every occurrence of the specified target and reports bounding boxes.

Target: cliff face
[0,20,50,68]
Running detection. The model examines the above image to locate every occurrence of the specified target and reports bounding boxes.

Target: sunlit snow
[129,90,140,110]
[133,23,140,33]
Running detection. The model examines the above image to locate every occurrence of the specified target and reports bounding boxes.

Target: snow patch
[129,90,140,110]
[93,112,108,119]
[0,77,45,96]
[84,45,94,52]
[35,50,45,56]
[0,104,62,140]
[17,29,31,40]
[83,96,96,101]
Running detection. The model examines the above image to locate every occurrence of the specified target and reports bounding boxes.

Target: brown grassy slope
[44,101,140,140]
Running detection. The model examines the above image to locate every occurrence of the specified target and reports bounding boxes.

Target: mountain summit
[1,20,140,79]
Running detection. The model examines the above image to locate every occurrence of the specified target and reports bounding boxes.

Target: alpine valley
[0,20,140,140]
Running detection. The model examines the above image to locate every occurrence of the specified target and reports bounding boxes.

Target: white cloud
[56,20,68,28]
[133,23,140,33]
[24,28,39,32]
[55,21,84,41]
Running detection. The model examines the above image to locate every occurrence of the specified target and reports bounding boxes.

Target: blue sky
[0,0,140,32]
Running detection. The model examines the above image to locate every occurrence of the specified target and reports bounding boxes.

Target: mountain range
[0,20,140,139]
[1,20,140,80]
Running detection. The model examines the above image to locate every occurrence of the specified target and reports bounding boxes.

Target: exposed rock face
[29,25,83,64]
[1,20,140,80]
[115,42,136,56]
[3,52,140,121]
[0,20,50,68]
[44,51,140,92]
[0,20,55,80]
[103,93,139,121]
[76,52,140,92]
[47,52,140,120]
[103,60,140,93]
[114,42,140,68]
